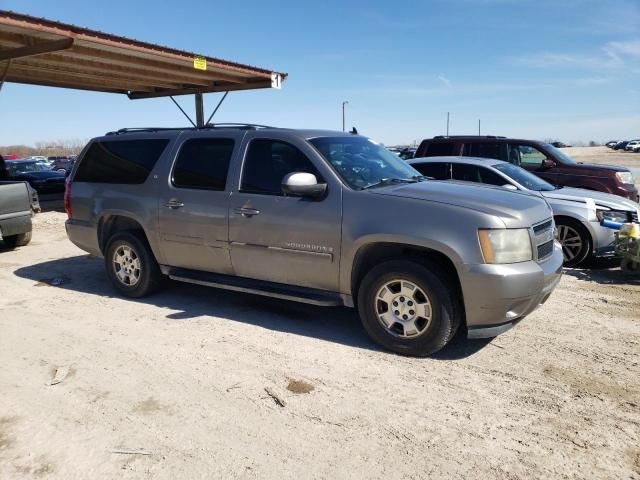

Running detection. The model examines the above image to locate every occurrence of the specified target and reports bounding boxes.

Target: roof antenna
[169,96,196,128]
[350,127,358,135]
[205,91,229,125]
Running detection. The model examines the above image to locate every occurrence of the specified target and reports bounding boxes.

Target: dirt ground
[0,209,638,480]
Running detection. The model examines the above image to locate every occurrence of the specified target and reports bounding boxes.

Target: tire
[357,259,461,356]
[14,231,32,247]
[555,218,592,267]
[105,231,163,298]
[621,258,640,277]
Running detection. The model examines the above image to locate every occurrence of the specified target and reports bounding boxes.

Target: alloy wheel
[113,244,141,286]
[375,279,433,338]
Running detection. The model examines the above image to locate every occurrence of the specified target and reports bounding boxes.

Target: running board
[166,267,346,307]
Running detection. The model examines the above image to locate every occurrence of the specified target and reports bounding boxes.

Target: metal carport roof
[0,10,286,125]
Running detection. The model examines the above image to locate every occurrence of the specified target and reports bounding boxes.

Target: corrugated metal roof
[0,10,286,98]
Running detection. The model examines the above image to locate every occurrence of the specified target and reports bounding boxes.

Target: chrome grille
[632,211,639,223]
[533,218,555,261]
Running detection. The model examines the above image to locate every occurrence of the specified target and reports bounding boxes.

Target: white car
[625,140,640,152]
[409,156,640,267]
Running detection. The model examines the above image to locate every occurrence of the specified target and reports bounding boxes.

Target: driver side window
[240,139,323,195]
[517,145,547,167]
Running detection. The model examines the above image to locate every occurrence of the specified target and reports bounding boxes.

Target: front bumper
[460,241,564,339]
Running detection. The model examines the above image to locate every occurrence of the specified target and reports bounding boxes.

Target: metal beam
[128,80,272,99]
[0,37,73,60]
[195,92,204,127]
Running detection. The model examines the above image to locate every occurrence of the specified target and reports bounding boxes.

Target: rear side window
[75,139,169,184]
[412,162,450,180]
[241,139,322,195]
[463,142,509,162]
[172,138,235,190]
[424,142,455,157]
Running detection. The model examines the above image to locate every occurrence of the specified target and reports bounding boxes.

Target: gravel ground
[0,212,638,479]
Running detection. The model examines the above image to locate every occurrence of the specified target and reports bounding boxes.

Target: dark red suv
[415,136,638,202]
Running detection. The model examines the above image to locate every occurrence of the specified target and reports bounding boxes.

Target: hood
[541,187,640,212]
[370,180,552,227]
[574,162,628,173]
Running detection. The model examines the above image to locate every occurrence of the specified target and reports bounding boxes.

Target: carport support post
[195,92,204,127]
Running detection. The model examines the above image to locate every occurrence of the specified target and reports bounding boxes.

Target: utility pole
[478,119,481,136]
[342,101,349,132]
[446,112,450,136]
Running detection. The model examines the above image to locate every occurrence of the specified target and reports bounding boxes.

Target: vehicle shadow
[14,255,492,359]
[563,257,640,285]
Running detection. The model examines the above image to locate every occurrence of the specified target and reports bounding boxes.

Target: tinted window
[412,162,450,180]
[494,163,556,191]
[452,163,509,186]
[75,139,168,184]
[172,138,234,190]
[241,139,322,195]
[478,167,509,186]
[463,143,509,162]
[424,142,455,156]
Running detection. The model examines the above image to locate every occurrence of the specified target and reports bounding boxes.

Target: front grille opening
[537,240,554,260]
[533,219,553,235]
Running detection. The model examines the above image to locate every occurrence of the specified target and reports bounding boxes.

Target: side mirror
[282,172,327,199]
[502,184,518,191]
[542,158,556,168]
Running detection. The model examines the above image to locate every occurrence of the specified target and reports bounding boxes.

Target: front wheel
[105,231,163,298]
[555,218,592,267]
[357,260,461,356]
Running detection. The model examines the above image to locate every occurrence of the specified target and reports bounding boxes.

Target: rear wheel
[555,218,592,267]
[1,231,31,249]
[357,260,461,356]
[105,231,163,298]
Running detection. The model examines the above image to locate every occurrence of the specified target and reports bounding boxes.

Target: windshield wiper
[411,175,431,181]
[360,178,418,190]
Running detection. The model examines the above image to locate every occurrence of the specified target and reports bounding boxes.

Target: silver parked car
[65,126,563,356]
[409,156,640,267]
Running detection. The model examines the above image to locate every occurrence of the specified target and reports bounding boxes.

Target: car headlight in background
[596,208,630,224]
[478,228,532,264]
[615,171,634,184]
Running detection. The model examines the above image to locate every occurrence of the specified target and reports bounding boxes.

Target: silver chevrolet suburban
[65,125,563,356]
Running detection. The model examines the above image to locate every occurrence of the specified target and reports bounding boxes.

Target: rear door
[157,132,240,274]
[410,161,451,180]
[227,133,343,291]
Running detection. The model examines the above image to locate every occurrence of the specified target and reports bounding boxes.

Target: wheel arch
[350,242,466,324]
[98,214,152,256]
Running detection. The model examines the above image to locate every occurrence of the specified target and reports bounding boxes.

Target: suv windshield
[9,161,51,174]
[494,163,556,191]
[309,136,423,189]
[543,143,576,165]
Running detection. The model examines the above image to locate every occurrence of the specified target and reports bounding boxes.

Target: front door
[516,144,560,185]
[157,135,236,273]
[228,136,342,292]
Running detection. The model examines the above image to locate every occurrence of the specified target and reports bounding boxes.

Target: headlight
[478,228,532,264]
[596,208,629,224]
[615,171,634,184]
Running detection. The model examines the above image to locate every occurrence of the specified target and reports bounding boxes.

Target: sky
[0,0,639,147]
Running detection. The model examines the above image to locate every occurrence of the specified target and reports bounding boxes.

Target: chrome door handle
[234,207,260,217]
[165,200,184,209]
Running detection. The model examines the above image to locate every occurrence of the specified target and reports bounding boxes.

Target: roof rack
[105,123,277,135]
